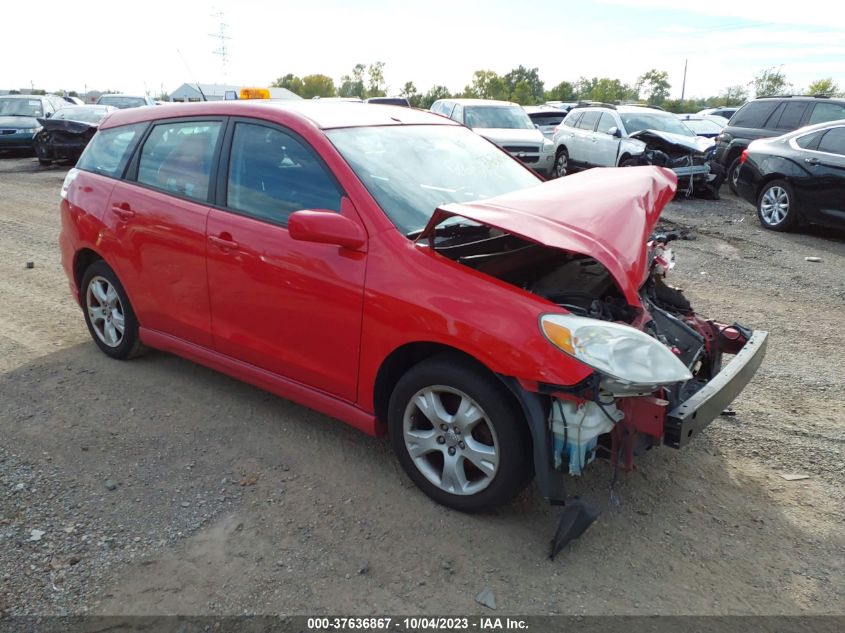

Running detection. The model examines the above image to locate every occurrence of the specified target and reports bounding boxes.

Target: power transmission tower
[210,10,231,84]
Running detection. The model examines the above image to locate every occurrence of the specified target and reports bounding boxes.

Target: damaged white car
[552,104,725,197]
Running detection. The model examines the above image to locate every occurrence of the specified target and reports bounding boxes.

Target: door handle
[208,234,239,251]
[110,203,135,220]
[804,157,820,166]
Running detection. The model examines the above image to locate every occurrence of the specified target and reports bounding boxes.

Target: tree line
[272,64,842,113]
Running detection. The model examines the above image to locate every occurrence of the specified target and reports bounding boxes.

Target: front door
[205,120,367,402]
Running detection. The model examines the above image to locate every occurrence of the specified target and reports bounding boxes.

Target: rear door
[106,117,224,347]
[205,119,366,401]
[805,126,845,226]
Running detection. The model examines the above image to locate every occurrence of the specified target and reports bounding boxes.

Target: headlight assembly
[540,313,692,389]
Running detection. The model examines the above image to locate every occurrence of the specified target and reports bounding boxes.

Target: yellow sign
[239,87,271,100]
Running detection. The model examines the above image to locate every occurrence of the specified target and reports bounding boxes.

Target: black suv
[714,95,845,193]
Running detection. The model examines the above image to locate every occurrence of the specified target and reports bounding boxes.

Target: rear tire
[80,260,146,360]
[553,148,569,178]
[757,180,799,232]
[727,156,742,194]
[388,355,531,512]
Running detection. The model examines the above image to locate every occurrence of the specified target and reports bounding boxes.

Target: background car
[430,98,555,175]
[0,94,68,154]
[34,104,116,166]
[698,106,740,121]
[736,120,845,231]
[523,105,569,139]
[552,104,721,196]
[96,94,156,109]
[713,95,845,193]
[62,95,86,106]
[676,114,725,138]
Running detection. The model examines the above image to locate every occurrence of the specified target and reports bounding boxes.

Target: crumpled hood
[37,117,99,135]
[629,129,714,153]
[473,127,546,146]
[419,166,677,304]
[0,115,39,129]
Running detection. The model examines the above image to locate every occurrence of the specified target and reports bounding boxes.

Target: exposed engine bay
[434,226,636,323]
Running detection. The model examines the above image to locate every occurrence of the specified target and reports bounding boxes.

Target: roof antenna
[176,48,207,101]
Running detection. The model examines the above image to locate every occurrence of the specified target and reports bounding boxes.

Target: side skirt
[139,328,379,436]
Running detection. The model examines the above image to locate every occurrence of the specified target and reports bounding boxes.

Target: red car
[59,101,766,548]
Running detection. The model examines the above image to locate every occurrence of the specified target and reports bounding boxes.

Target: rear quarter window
[76,123,146,178]
[730,101,779,128]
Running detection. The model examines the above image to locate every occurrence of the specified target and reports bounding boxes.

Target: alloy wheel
[85,276,126,348]
[760,186,790,226]
[402,386,499,496]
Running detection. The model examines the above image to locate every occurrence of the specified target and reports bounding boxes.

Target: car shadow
[2,342,841,614]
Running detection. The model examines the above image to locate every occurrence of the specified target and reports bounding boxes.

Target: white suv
[552,105,722,195]
[431,99,555,176]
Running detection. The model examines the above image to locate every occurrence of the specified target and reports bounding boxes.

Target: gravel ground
[0,156,843,616]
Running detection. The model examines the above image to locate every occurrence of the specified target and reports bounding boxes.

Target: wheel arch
[73,247,105,291]
[373,341,531,433]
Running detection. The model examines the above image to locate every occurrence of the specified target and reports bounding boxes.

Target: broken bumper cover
[672,164,710,179]
[664,329,768,448]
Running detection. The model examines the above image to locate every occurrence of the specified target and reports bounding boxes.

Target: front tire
[80,260,146,359]
[757,180,799,231]
[388,355,531,512]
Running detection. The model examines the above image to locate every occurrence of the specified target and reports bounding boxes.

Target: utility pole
[680,59,688,102]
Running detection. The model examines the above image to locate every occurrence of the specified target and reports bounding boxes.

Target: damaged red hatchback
[59,101,766,546]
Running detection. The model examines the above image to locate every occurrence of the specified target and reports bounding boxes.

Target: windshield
[621,112,696,137]
[327,125,540,235]
[52,106,110,124]
[98,96,146,109]
[464,105,534,130]
[0,98,43,117]
[682,118,722,135]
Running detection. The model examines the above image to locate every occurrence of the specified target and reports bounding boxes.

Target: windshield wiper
[405,221,487,240]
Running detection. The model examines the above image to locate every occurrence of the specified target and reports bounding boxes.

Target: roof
[523,105,569,114]
[100,100,458,131]
[434,98,518,107]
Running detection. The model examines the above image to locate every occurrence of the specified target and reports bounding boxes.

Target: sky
[3,0,844,99]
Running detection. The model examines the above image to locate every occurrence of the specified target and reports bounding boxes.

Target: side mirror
[607,126,622,138]
[44,111,52,118]
[288,209,366,250]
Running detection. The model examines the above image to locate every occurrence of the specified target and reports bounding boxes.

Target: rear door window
[808,102,845,125]
[817,127,845,156]
[224,122,342,226]
[577,111,600,131]
[564,111,582,128]
[77,123,146,178]
[730,101,779,128]
[795,130,824,150]
[771,102,809,130]
[137,121,222,202]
